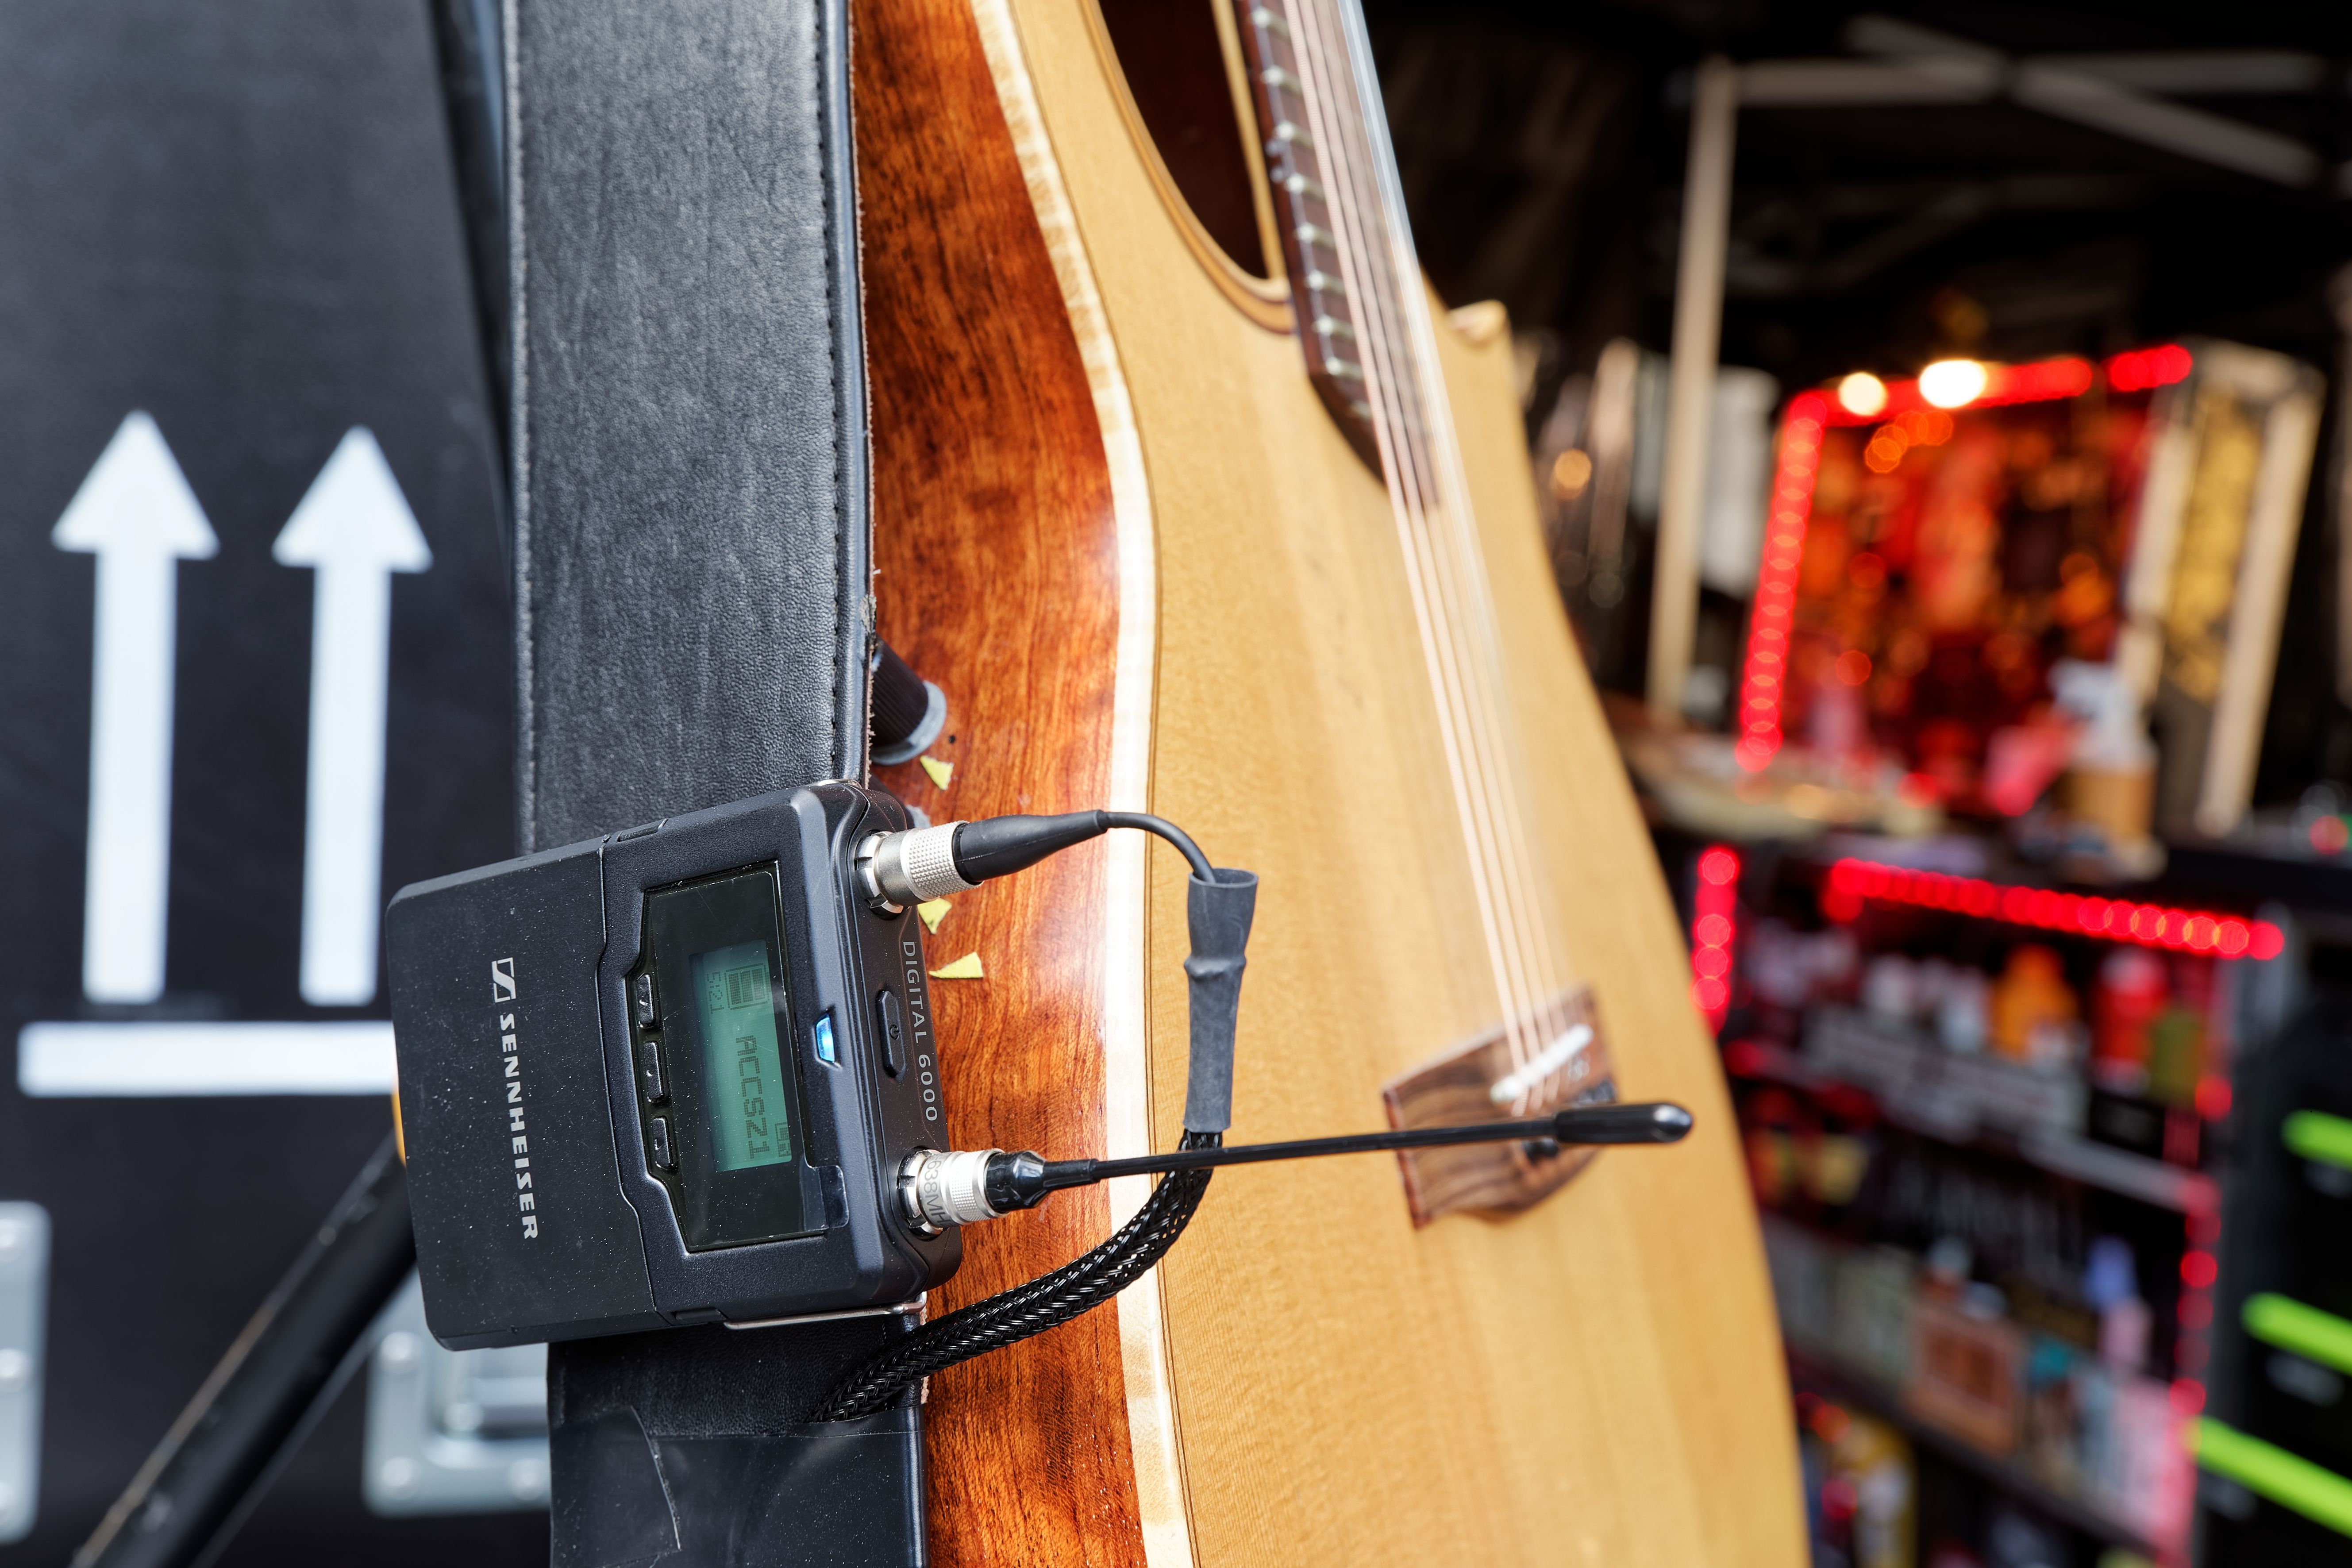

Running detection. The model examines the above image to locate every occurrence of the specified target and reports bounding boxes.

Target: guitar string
[1292,0,1565,1095]
[1285,0,1571,1095]
[1275,0,1538,1080]
[1318,41,1580,1107]
[1326,0,1586,1109]
[1293,0,1583,1108]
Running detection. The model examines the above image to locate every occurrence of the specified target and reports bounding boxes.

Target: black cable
[830,811,1693,1422]
[1097,812,1212,881]
[1001,1100,1692,1204]
[948,809,1212,884]
[812,1132,1220,1421]
[817,809,1237,1420]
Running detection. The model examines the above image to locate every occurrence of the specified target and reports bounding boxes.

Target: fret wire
[1247,13,1375,429]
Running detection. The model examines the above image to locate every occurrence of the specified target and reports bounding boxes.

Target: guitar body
[855,0,1803,1560]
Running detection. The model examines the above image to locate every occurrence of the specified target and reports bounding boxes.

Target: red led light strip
[1824,858,2283,959]
[2173,1202,2222,1496]
[1734,395,1826,769]
[2106,343,2193,394]
[1822,356,2096,425]
[1820,348,2190,427]
[1690,845,1740,1028]
[1736,347,2192,767]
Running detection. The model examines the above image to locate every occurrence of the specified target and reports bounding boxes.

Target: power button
[874,990,906,1077]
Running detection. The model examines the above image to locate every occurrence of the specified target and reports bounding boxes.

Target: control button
[639,1037,667,1102]
[812,1013,839,1065]
[648,1114,676,1171]
[874,990,906,1077]
[632,973,655,1027]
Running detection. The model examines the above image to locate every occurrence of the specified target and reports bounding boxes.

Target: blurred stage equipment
[1644,19,2339,743]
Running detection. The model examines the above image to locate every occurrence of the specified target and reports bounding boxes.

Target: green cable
[2192,1418,2352,1539]
[2245,1293,2352,1378]
[2283,1109,2352,1172]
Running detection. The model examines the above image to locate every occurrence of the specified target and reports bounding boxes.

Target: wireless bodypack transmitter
[388,782,957,1348]
[390,775,1697,1376]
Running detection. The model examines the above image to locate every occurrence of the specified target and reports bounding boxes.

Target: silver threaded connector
[898,1148,1003,1234]
[857,823,977,912]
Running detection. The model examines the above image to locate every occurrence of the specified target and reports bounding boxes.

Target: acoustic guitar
[853,0,1803,1558]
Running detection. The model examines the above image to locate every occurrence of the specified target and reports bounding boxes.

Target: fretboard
[1234,0,1382,468]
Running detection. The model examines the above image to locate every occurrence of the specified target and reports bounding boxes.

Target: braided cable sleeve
[812,1133,1220,1421]
[887,1140,1211,1353]
[813,1167,1209,1421]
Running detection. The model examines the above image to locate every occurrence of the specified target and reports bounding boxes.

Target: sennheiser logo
[491,957,516,1001]
[494,986,539,1240]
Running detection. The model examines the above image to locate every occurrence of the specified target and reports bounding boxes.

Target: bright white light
[1919,359,1989,408]
[1836,372,1888,417]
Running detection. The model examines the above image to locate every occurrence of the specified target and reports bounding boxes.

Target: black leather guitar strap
[509,0,873,848]
[501,0,923,1562]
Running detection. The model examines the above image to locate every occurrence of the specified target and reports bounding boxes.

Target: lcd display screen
[689,940,793,1171]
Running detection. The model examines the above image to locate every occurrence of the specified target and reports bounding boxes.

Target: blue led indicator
[812,1013,838,1064]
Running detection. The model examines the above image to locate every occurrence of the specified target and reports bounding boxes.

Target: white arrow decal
[274,429,432,1006]
[54,413,219,1005]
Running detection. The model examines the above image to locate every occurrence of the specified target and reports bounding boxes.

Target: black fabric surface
[0,1,523,1560]
[509,0,871,853]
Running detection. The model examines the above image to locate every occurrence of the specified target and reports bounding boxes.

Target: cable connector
[856,810,1213,913]
[898,1147,1050,1233]
[897,1148,997,1234]
[857,823,976,912]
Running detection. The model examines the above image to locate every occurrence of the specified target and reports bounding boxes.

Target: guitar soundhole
[1093,0,1268,278]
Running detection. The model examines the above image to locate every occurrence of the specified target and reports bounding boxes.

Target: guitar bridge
[1379,987,1617,1226]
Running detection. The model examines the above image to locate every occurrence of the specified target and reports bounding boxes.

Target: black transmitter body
[387,782,958,1349]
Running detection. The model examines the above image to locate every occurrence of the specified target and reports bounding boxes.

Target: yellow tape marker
[919,755,954,790]
[928,952,985,981]
[917,898,951,933]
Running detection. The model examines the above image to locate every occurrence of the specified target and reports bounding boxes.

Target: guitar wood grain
[854,0,1153,1560]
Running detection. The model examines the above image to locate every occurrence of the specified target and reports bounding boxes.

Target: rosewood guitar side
[854,0,1153,1560]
